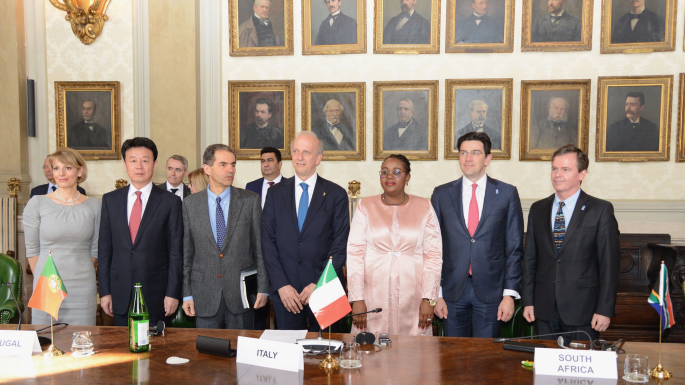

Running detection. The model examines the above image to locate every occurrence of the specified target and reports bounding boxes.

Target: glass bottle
[128,283,150,353]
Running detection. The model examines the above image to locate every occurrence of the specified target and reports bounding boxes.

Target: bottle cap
[135,282,142,287]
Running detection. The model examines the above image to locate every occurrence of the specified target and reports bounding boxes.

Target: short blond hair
[48,148,88,183]
[188,168,209,192]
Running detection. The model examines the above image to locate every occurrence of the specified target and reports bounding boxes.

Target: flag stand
[319,327,340,370]
[42,316,64,357]
[650,261,671,380]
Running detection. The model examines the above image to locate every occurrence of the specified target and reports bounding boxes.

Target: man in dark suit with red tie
[431,132,524,337]
[522,145,620,341]
[261,132,350,331]
[98,137,184,326]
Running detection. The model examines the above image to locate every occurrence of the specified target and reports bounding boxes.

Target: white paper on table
[259,329,308,344]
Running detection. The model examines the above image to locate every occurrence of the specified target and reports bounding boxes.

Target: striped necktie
[553,202,566,253]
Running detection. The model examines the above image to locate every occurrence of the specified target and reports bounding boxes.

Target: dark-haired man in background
[241,98,285,150]
[522,144,620,341]
[606,92,659,152]
[431,132,524,338]
[246,147,285,209]
[98,137,184,326]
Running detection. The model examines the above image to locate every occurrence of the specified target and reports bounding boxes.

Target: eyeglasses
[459,151,484,157]
[379,170,406,178]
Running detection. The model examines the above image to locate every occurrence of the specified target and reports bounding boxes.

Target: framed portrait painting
[445,78,512,160]
[302,0,366,54]
[229,0,294,56]
[228,80,295,160]
[678,73,685,162]
[446,0,514,53]
[373,81,438,160]
[600,0,676,54]
[373,0,440,54]
[301,82,365,160]
[521,0,593,51]
[596,75,673,162]
[520,80,591,161]
[55,81,121,160]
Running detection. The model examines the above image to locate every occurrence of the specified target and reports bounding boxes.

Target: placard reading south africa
[534,348,618,379]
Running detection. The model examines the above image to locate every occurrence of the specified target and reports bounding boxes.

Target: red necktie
[468,184,479,275]
[267,182,275,187]
[129,191,142,243]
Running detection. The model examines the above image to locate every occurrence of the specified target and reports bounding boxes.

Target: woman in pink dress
[347,154,442,336]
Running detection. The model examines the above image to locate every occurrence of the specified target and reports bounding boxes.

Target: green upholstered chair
[0,253,24,324]
[500,299,536,339]
[171,306,196,328]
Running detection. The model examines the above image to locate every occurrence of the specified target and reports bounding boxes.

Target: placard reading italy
[534,348,618,379]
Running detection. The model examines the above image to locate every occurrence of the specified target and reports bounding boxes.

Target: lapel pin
[496,189,499,195]
[323,192,327,196]
[581,205,586,211]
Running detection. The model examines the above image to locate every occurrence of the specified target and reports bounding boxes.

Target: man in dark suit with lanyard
[261,132,350,331]
[98,137,184,326]
[157,155,191,201]
[431,132,524,337]
[522,144,620,341]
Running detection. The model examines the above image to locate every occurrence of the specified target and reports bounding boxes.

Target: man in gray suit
[181,144,269,329]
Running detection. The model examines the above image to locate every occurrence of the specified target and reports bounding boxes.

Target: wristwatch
[423,298,437,307]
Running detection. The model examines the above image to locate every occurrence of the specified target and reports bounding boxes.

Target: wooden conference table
[1,325,683,384]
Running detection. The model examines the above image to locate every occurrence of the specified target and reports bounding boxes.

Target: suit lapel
[559,191,589,254]
[448,178,469,235]
[117,187,133,247]
[198,190,219,252]
[133,186,162,248]
[282,178,299,232]
[475,177,501,235]
[543,195,556,255]
[223,187,244,252]
[300,177,328,235]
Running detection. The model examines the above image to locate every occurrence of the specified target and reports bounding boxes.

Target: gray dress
[23,196,101,326]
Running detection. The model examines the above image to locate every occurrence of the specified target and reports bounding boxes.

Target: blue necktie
[216,197,226,250]
[297,183,309,231]
[553,202,565,253]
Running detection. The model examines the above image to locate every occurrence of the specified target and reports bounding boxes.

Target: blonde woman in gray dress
[23,148,101,325]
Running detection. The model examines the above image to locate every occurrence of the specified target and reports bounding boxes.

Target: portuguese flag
[308,258,351,330]
[28,253,68,320]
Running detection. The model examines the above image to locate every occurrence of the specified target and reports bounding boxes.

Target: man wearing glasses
[430,131,524,338]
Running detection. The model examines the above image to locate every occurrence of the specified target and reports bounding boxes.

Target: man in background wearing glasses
[430,131,524,338]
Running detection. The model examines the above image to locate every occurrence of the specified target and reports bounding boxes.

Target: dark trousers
[195,291,254,329]
[536,301,599,342]
[253,299,270,330]
[114,313,172,327]
[443,278,500,338]
[272,299,333,332]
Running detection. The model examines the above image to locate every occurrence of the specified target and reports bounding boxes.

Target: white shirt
[294,173,318,216]
[630,6,645,30]
[395,9,414,31]
[127,182,154,224]
[473,12,484,25]
[628,117,641,124]
[327,120,344,145]
[261,174,283,208]
[166,181,184,201]
[438,173,520,299]
[47,182,57,193]
[329,9,340,26]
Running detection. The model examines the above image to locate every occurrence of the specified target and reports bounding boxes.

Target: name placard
[0,331,42,358]
[236,336,304,373]
[534,348,618,379]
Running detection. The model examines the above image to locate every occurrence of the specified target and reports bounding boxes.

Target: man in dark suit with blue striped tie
[262,132,350,331]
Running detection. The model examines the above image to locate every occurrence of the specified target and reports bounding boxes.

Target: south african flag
[647,262,675,330]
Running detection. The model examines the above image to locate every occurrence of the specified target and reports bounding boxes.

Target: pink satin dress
[347,195,442,336]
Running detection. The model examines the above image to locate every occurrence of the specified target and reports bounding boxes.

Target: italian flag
[309,259,351,330]
[28,253,68,320]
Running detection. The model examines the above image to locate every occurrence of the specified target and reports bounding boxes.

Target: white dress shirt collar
[331,10,341,17]
[47,181,57,193]
[628,117,641,124]
[166,181,184,200]
[294,173,318,215]
[462,173,488,192]
[127,181,154,224]
[261,174,283,208]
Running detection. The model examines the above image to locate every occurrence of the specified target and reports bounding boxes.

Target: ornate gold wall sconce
[48,0,112,45]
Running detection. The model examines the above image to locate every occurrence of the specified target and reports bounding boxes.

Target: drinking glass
[340,342,362,369]
[623,354,649,382]
[71,331,94,357]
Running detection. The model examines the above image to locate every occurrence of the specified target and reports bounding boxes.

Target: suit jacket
[383,119,428,151]
[241,122,285,150]
[456,123,502,150]
[156,182,191,198]
[531,12,582,42]
[314,12,357,45]
[531,119,578,149]
[67,121,111,149]
[182,187,269,316]
[98,184,184,320]
[606,117,659,152]
[454,14,503,43]
[611,9,663,43]
[30,184,86,198]
[383,11,430,44]
[522,190,621,326]
[261,175,350,299]
[238,16,282,47]
[245,178,265,201]
[431,176,524,304]
[313,122,355,151]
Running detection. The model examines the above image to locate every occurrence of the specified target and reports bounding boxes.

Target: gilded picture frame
[600,0,676,54]
[373,81,438,160]
[302,0,366,55]
[520,79,591,161]
[55,81,121,160]
[445,78,513,160]
[228,80,295,160]
[301,82,366,160]
[229,0,294,57]
[446,0,514,54]
[521,0,593,51]
[677,73,685,162]
[596,75,673,162]
[373,0,441,54]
